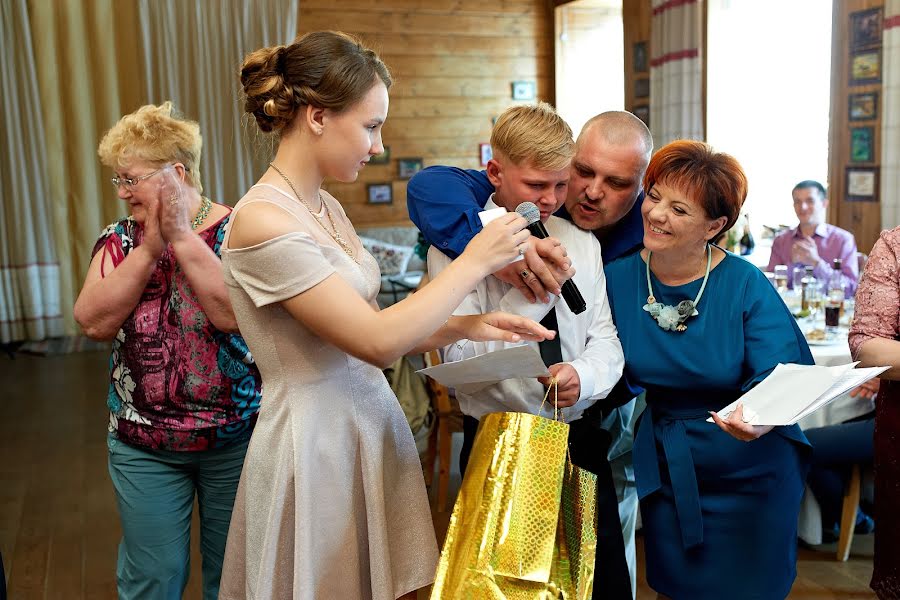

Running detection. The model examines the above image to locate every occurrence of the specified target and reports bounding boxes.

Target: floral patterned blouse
[92,211,262,451]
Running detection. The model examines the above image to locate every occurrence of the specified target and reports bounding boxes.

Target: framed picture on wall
[510,81,536,101]
[849,92,878,121]
[850,127,874,163]
[634,78,650,99]
[369,146,391,165]
[632,106,649,126]
[633,41,648,73]
[479,143,493,167]
[367,182,393,204]
[849,7,883,50]
[846,166,879,202]
[397,157,424,179]
[850,49,881,85]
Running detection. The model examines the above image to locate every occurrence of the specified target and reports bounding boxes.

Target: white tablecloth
[797,332,875,544]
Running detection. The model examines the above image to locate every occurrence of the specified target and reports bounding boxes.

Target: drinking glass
[773,265,788,294]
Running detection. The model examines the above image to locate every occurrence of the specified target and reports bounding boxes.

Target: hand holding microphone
[515,202,586,315]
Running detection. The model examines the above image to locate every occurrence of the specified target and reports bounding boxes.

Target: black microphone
[514,202,586,315]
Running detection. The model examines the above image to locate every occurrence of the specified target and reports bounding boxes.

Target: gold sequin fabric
[431,412,597,599]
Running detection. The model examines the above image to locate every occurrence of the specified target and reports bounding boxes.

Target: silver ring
[520,269,530,279]
[518,246,525,256]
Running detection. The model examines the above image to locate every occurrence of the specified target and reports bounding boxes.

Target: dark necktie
[538,307,563,367]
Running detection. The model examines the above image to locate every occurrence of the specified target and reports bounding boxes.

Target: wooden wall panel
[298,1,555,228]
[829,0,885,253]
[622,0,651,117]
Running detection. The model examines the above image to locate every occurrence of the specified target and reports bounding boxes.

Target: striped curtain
[882,1,900,228]
[0,0,64,343]
[649,0,705,145]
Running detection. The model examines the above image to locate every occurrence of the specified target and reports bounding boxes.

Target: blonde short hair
[98,102,203,193]
[490,102,574,171]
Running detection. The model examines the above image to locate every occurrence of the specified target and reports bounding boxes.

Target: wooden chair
[837,465,861,561]
[422,348,464,512]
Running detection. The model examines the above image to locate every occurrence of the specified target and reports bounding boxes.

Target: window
[706,0,833,262]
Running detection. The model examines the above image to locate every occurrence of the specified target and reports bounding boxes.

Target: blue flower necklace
[643,244,711,332]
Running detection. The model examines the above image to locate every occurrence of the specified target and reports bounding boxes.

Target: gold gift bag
[431,402,597,599]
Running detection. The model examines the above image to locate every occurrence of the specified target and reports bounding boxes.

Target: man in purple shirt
[767,180,859,296]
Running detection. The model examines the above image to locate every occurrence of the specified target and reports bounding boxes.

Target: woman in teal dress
[604,140,812,599]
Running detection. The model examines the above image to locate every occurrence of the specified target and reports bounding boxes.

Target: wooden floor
[0,350,877,599]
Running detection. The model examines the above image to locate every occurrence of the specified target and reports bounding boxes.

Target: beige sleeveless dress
[218,184,438,599]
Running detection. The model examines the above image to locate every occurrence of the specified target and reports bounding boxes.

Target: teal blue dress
[605,250,812,599]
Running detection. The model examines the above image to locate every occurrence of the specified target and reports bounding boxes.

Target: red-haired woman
[604,140,812,599]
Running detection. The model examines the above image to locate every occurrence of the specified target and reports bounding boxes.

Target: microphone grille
[515,202,541,224]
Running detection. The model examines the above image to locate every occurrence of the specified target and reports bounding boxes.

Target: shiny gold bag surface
[430,409,597,599]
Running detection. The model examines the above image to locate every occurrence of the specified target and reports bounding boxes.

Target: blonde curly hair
[98,101,203,193]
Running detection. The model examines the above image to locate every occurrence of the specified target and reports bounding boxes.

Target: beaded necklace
[268,162,357,262]
[191,197,212,230]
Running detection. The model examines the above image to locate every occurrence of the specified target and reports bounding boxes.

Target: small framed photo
[632,105,649,126]
[369,146,391,165]
[850,7,883,50]
[479,143,493,167]
[849,92,878,121]
[511,80,536,101]
[366,182,393,204]
[846,166,879,202]
[633,41,648,73]
[850,127,874,163]
[634,78,650,99]
[397,157,423,180]
[850,49,881,85]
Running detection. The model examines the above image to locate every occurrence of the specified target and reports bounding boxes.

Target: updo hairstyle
[240,30,392,134]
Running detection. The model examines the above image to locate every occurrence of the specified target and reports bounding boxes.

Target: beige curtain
[0,0,64,342]
[137,0,298,205]
[649,0,705,145]
[0,0,297,341]
[882,1,900,228]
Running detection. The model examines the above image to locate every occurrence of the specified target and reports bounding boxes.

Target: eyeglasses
[110,166,168,190]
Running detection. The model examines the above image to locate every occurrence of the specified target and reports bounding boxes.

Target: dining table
[796,319,875,545]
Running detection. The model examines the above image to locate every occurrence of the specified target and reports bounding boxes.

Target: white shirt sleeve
[566,239,625,411]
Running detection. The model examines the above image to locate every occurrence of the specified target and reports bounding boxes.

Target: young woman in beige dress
[218,31,555,600]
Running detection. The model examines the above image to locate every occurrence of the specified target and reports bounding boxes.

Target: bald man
[408,111,652,600]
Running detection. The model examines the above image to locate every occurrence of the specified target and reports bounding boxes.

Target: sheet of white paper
[705,362,886,426]
[478,207,508,226]
[417,345,550,388]
[789,366,889,424]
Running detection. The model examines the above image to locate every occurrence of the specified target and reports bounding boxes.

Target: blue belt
[633,402,718,550]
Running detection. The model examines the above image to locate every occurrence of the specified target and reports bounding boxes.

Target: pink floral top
[849,227,900,358]
[92,211,262,451]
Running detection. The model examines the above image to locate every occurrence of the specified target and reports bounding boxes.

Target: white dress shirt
[427,197,625,422]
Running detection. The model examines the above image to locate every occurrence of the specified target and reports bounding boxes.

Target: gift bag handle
[539,376,561,421]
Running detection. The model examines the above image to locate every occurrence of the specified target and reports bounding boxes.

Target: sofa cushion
[359,236,414,276]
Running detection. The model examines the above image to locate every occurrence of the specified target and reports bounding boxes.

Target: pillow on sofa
[359,236,414,276]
